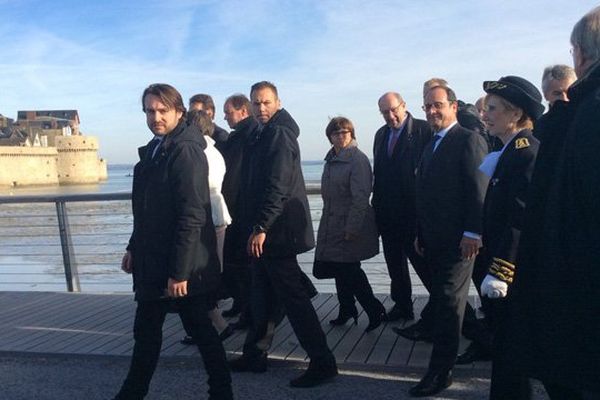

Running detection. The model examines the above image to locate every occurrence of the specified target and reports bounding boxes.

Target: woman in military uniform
[478,76,544,400]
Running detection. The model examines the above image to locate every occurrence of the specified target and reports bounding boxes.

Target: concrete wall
[0,147,59,187]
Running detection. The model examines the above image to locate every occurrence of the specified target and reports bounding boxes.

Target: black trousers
[319,261,383,318]
[222,261,252,320]
[115,296,232,400]
[426,248,474,372]
[380,228,432,313]
[243,256,334,365]
[489,298,532,400]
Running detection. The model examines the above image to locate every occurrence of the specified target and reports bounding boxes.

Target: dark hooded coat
[239,109,314,257]
[127,120,220,301]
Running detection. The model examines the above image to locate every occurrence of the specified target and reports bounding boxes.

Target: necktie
[421,134,441,172]
[388,131,400,157]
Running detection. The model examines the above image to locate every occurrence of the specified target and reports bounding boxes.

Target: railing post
[55,200,80,292]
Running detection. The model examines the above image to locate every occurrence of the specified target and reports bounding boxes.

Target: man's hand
[247,232,267,258]
[414,237,424,257]
[167,278,188,298]
[121,251,133,274]
[460,236,482,260]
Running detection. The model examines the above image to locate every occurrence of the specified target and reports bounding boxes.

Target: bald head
[378,92,407,129]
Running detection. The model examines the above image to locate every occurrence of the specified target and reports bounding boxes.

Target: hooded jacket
[127,120,220,301]
[239,109,314,257]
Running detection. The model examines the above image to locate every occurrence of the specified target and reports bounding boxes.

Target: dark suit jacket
[481,130,539,266]
[372,113,432,235]
[416,123,488,252]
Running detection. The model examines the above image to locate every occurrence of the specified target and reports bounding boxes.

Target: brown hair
[187,109,215,137]
[325,116,356,144]
[250,81,279,99]
[141,83,186,115]
[225,94,251,112]
[189,93,215,115]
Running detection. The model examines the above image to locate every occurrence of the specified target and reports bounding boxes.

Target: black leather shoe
[392,321,433,343]
[329,312,358,326]
[228,352,268,373]
[456,343,492,364]
[365,310,386,333]
[289,362,338,388]
[409,369,452,397]
[385,305,415,322]
[180,335,195,345]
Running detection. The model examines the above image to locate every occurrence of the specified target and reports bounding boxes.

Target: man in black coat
[372,92,433,321]
[229,81,337,388]
[409,85,488,397]
[189,93,229,145]
[219,94,259,326]
[511,7,600,399]
[113,84,232,400]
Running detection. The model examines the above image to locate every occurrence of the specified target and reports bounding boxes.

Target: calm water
[0,161,325,197]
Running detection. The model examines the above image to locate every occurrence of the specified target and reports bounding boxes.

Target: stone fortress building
[0,110,107,187]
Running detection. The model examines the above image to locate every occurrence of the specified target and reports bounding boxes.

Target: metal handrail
[0,191,133,292]
[0,186,412,294]
[0,192,132,204]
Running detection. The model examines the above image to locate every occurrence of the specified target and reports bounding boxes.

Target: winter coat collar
[137,119,206,161]
[324,140,358,162]
[264,108,300,138]
[567,59,600,105]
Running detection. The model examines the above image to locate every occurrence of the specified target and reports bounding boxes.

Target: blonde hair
[486,94,533,131]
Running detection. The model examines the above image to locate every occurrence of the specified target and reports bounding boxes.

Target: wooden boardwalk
[0,291,483,370]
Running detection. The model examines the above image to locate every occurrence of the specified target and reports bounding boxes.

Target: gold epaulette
[489,257,516,283]
[515,138,530,149]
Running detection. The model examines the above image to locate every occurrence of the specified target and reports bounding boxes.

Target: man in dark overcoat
[511,6,600,399]
[219,94,259,326]
[228,81,337,388]
[189,93,229,145]
[409,85,488,397]
[113,83,232,400]
[372,92,433,321]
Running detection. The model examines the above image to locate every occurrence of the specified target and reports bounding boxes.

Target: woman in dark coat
[314,117,385,332]
[478,76,543,400]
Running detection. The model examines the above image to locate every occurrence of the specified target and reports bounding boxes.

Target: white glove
[481,274,508,299]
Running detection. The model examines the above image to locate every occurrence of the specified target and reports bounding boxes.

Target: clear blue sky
[0,0,596,163]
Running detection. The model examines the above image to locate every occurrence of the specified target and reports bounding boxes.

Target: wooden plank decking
[0,291,481,369]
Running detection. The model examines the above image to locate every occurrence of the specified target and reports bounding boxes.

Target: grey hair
[541,65,577,94]
[571,6,600,64]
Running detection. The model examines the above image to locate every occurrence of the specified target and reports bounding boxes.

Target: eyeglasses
[380,104,404,115]
[421,101,451,112]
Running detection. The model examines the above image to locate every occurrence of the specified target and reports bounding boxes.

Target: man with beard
[113,83,232,400]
